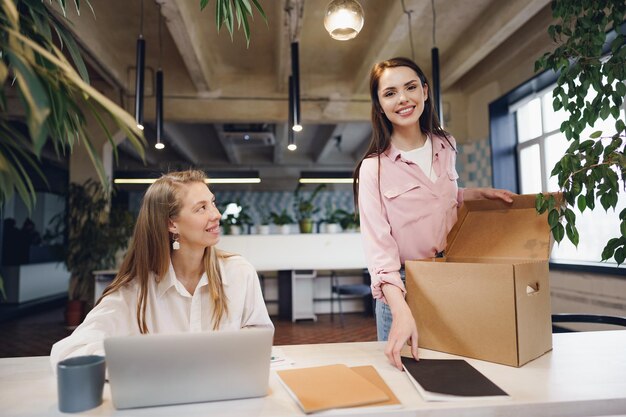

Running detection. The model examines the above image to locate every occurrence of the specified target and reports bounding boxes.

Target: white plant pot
[326,223,341,234]
[230,225,242,235]
[279,224,291,235]
[257,224,271,235]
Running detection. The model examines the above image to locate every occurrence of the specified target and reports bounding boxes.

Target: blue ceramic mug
[57,355,106,413]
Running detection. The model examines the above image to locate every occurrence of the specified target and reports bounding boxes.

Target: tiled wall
[214,138,494,222]
[456,138,492,188]
[213,190,355,224]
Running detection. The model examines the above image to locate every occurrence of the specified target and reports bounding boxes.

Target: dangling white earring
[172,234,180,250]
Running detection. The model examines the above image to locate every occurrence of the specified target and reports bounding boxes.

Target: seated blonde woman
[51,170,273,365]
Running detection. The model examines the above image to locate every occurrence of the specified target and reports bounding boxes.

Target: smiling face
[377,66,428,130]
[168,181,221,250]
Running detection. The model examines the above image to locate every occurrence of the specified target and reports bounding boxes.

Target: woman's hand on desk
[383,287,419,370]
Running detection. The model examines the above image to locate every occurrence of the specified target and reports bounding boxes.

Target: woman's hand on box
[466,187,516,203]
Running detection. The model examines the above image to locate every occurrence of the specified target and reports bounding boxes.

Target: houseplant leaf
[535,0,626,264]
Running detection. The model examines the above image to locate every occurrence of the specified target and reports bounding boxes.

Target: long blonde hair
[98,170,229,332]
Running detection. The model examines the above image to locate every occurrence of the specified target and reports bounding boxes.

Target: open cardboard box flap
[445,194,551,263]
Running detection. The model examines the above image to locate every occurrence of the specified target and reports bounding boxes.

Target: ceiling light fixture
[288,75,297,151]
[114,171,262,185]
[324,0,364,41]
[113,178,261,185]
[286,1,304,142]
[206,178,261,184]
[299,171,353,184]
[155,4,165,150]
[291,41,302,132]
[207,171,262,184]
[134,0,146,131]
[299,178,353,184]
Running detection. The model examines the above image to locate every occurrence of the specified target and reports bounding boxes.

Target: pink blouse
[358,134,464,303]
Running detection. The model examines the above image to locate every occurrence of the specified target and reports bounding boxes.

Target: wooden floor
[0,307,377,358]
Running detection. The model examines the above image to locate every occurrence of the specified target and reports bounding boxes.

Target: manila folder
[277,364,389,413]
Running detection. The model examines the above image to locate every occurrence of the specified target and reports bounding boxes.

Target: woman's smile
[205,224,220,234]
[396,105,415,117]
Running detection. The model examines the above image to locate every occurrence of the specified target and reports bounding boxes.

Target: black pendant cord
[134,0,146,129]
[156,4,164,147]
[431,0,436,48]
[401,0,415,61]
[431,0,443,123]
[432,47,442,123]
[158,4,162,70]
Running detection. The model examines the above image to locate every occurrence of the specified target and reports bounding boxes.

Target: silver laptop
[103,328,273,409]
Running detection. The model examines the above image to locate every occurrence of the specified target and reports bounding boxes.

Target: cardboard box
[405,194,553,367]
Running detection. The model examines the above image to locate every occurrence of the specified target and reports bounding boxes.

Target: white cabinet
[291,270,317,322]
[93,269,117,303]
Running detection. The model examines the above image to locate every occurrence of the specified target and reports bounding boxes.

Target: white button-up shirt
[50,255,273,366]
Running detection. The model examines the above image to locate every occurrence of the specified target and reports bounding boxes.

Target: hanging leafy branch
[0,0,146,210]
[534,0,626,265]
[200,0,267,47]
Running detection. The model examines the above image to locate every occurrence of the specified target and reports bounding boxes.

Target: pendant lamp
[288,75,297,151]
[155,5,165,150]
[291,42,302,132]
[134,0,146,130]
[324,0,364,41]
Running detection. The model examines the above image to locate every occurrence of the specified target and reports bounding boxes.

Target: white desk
[217,233,366,271]
[2,331,625,417]
[219,233,368,320]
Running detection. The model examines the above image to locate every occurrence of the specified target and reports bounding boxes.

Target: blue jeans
[375,268,406,341]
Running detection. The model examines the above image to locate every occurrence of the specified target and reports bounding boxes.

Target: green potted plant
[322,203,343,234]
[336,209,360,232]
[256,206,272,235]
[270,209,295,235]
[293,184,326,233]
[222,201,252,235]
[62,180,134,327]
[534,0,625,265]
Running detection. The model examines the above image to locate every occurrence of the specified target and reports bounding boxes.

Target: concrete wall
[450,4,553,144]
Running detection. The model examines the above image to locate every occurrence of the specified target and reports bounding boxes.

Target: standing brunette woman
[51,170,272,365]
[354,58,515,370]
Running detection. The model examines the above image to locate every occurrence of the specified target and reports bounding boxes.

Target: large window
[514,86,625,267]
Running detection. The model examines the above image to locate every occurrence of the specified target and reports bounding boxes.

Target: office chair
[551,313,626,333]
[330,270,372,327]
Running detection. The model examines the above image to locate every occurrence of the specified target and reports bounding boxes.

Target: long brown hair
[352,57,453,212]
[98,170,229,332]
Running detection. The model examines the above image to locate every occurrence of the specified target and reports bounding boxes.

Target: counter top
[217,233,366,271]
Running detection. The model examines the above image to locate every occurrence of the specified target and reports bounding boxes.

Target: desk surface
[1,331,625,417]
